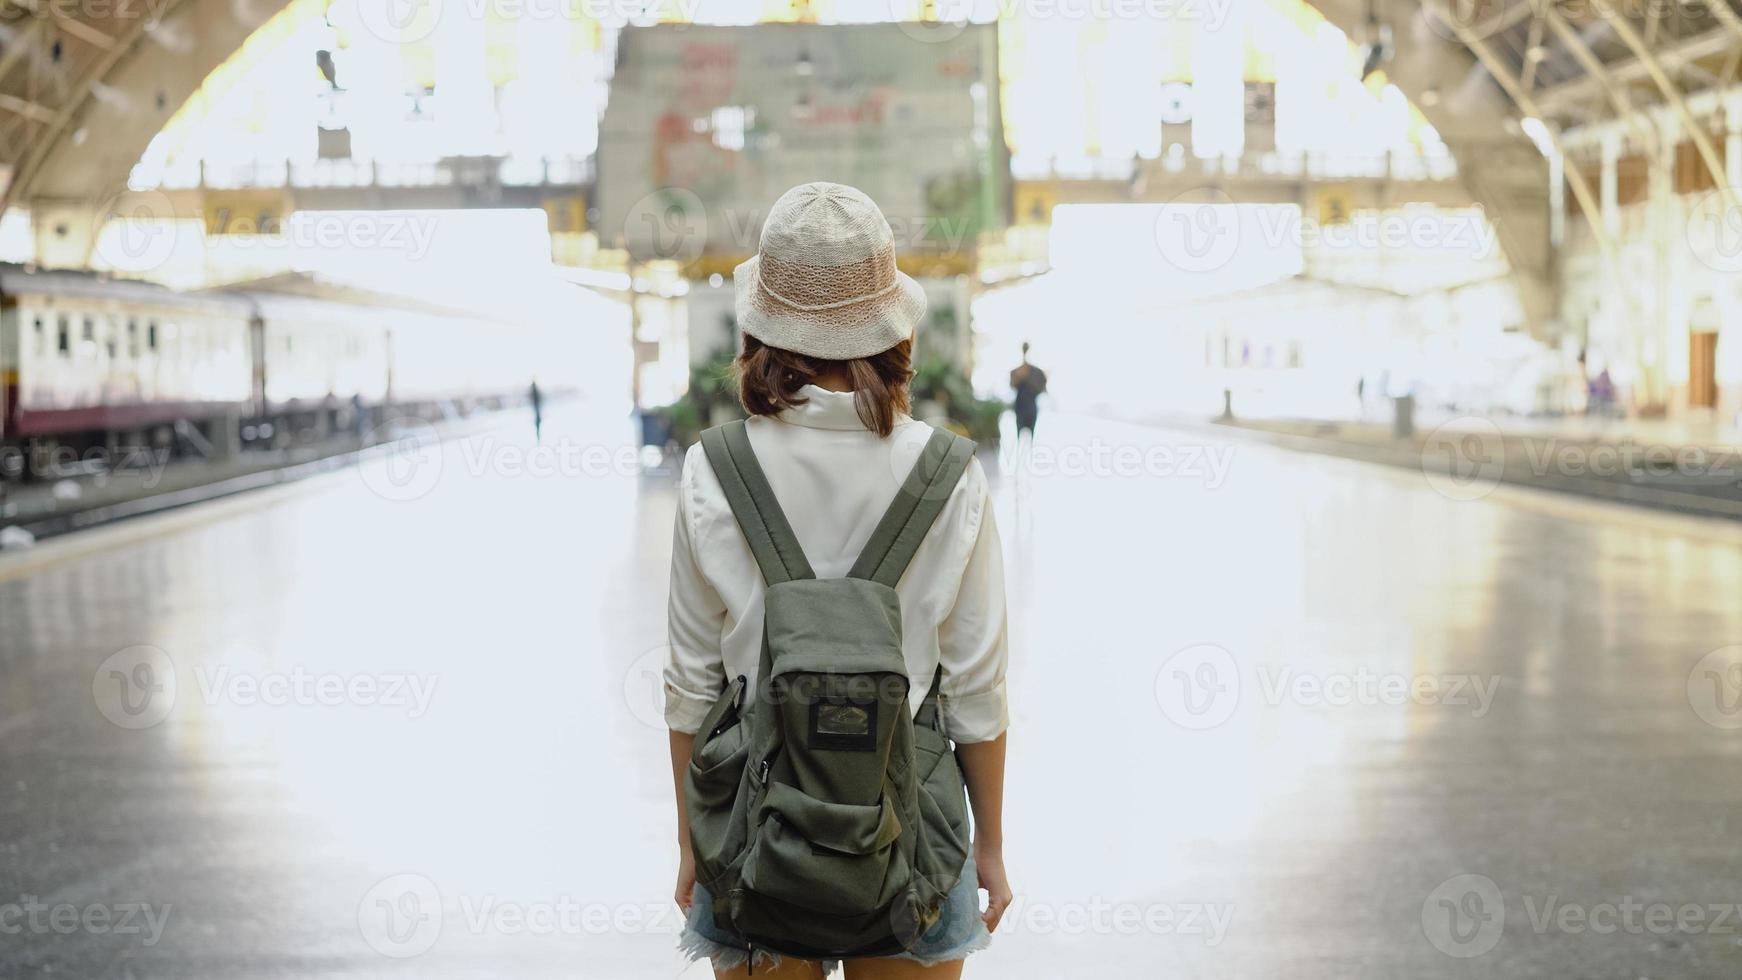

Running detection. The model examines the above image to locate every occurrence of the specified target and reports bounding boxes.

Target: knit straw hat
[734,182,927,360]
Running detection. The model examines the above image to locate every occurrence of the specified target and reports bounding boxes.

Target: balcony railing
[152,156,597,192]
[1013,150,1459,184]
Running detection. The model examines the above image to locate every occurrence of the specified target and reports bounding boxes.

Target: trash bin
[1392,395,1415,439]
[639,409,672,448]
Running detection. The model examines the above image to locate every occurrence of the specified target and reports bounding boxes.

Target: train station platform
[1196,409,1742,521]
[3,406,1742,977]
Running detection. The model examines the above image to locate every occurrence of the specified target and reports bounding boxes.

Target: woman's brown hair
[734,334,912,437]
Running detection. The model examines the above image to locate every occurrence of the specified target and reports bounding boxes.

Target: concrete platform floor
[2,404,1741,978]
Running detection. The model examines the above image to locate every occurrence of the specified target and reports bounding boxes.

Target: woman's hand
[975,842,1012,933]
[675,846,697,913]
[669,730,698,914]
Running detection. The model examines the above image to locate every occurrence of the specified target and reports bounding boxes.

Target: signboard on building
[203,189,290,237]
[1244,81,1276,154]
[598,23,1008,263]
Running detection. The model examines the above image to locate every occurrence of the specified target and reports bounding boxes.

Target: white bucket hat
[734,182,927,360]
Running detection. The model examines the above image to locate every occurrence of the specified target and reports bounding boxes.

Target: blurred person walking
[529,379,544,443]
[1008,343,1047,441]
[351,393,369,445]
[665,182,1012,980]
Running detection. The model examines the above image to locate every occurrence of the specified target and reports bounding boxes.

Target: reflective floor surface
[3,402,1741,978]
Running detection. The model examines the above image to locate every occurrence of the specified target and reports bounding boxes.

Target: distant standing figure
[1588,368,1615,417]
[529,380,544,443]
[1009,342,1048,439]
[351,393,369,444]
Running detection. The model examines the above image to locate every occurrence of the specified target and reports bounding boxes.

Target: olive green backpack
[685,419,976,964]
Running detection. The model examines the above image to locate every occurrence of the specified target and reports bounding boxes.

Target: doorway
[1689,330,1718,409]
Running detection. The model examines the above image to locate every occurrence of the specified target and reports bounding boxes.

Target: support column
[1599,130,1620,239]
[1727,93,1742,190]
[1651,122,1678,410]
[1548,147,1566,248]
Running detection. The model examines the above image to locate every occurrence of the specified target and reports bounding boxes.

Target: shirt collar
[778,384,909,431]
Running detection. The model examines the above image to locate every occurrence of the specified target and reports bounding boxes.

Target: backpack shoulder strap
[849,427,977,589]
[699,420,814,585]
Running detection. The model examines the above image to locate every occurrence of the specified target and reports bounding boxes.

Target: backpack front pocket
[687,678,752,887]
[742,782,909,916]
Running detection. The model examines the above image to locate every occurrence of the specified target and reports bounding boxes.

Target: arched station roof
[6,0,1737,322]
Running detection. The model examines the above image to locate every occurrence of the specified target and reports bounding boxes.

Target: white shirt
[664,385,1010,744]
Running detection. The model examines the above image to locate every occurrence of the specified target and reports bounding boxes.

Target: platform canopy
[4,0,1737,265]
[0,0,290,212]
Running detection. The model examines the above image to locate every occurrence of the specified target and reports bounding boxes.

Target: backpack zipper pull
[756,758,771,784]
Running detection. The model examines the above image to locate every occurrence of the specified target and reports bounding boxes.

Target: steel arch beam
[1535,25,1734,118]
[0,0,293,215]
[1541,8,1659,152]
[1593,4,1736,208]
[10,0,192,207]
[1306,0,1563,331]
[1424,0,1615,260]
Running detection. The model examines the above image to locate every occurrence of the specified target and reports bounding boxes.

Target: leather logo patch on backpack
[810,698,877,751]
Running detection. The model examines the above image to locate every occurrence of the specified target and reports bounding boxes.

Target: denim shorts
[679,848,990,975]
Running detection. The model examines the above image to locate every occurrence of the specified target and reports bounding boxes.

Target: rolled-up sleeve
[665,445,727,734]
[936,463,1009,743]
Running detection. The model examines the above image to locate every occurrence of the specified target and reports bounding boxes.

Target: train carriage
[0,265,254,446]
[1,264,560,482]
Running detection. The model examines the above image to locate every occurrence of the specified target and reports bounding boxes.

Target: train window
[128,320,140,358]
[33,317,45,356]
[147,321,158,350]
[57,316,70,356]
[82,317,94,341]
